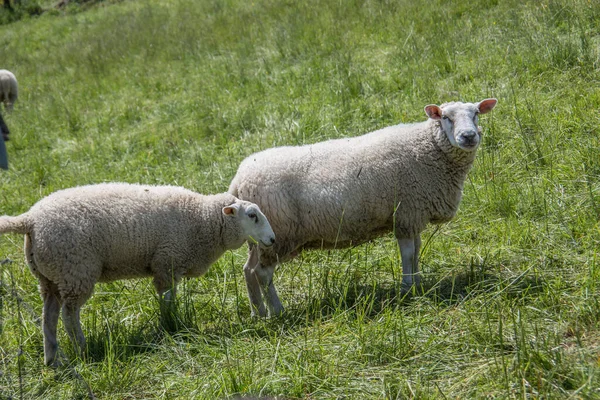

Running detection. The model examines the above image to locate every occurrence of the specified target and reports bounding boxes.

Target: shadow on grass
[83,299,203,363]
[281,265,548,323]
[71,265,549,362]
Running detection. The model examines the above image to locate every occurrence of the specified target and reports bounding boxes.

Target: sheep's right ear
[223,204,240,217]
[424,105,442,120]
[477,98,497,114]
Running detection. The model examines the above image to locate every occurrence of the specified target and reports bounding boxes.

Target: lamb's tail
[0,215,30,235]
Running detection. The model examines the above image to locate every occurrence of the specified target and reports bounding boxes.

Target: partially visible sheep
[229,99,497,317]
[0,183,276,366]
[0,69,17,112]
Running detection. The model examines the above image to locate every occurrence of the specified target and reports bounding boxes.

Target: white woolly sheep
[229,98,498,317]
[0,183,275,366]
[0,69,17,112]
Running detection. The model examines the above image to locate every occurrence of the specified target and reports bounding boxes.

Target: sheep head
[223,201,276,249]
[424,98,497,151]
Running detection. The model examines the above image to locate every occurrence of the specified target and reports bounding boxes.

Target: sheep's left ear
[223,203,240,217]
[477,98,497,114]
[424,104,442,120]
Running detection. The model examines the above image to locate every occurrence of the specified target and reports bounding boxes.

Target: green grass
[1,0,599,398]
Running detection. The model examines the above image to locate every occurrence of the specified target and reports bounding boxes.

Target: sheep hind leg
[41,281,62,366]
[397,236,422,294]
[61,299,87,361]
[26,235,62,366]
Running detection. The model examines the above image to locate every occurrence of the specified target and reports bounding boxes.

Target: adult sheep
[0,69,17,112]
[0,183,275,366]
[229,98,497,317]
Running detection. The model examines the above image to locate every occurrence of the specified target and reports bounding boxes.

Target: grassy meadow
[1,0,599,398]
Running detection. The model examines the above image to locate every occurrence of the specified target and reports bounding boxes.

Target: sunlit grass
[0,0,599,398]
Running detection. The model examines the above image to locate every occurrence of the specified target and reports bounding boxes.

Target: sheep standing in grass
[0,183,275,366]
[229,98,497,317]
[0,69,17,112]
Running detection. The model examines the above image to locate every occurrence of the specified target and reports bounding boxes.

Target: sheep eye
[442,115,451,122]
[248,212,258,222]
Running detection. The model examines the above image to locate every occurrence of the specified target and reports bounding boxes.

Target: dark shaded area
[0,112,9,141]
[0,0,107,25]
[282,265,548,322]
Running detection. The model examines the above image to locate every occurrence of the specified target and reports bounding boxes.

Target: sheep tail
[0,215,30,235]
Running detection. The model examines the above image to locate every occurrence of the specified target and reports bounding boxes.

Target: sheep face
[223,201,275,248]
[424,98,497,151]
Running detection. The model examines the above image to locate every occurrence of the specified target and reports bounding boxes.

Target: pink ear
[478,98,497,114]
[222,206,237,216]
[424,105,443,120]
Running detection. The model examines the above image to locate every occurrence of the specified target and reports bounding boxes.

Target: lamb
[0,183,276,366]
[229,98,497,317]
[0,69,17,112]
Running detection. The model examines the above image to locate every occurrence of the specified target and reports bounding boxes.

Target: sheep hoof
[251,306,268,318]
[268,306,284,318]
[400,281,424,296]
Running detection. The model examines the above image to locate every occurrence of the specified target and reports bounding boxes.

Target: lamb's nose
[270,237,275,244]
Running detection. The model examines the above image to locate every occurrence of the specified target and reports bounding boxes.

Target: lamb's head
[425,98,497,151]
[223,200,275,248]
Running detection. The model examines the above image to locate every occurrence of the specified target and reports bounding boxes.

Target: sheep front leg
[397,236,422,292]
[243,246,284,317]
[257,263,284,317]
[243,246,266,317]
[153,276,179,325]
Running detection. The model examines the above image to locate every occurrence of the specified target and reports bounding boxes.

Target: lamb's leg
[243,245,266,317]
[41,283,61,366]
[150,252,182,323]
[153,276,179,324]
[397,236,422,292]
[62,300,86,360]
[27,236,62,366]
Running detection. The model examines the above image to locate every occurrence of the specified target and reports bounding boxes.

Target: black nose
[270,237,275,244]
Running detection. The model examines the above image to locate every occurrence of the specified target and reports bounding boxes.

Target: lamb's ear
[223,203,240,217]
[424,105,442,120]
[477,98,497,114]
